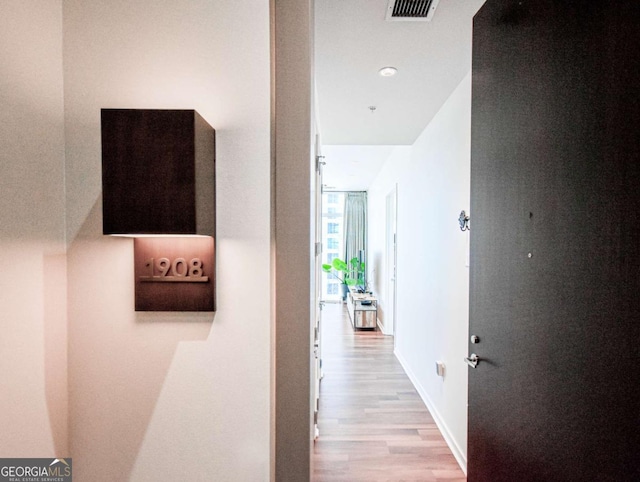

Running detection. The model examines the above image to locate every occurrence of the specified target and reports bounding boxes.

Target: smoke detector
[385,0,441,22]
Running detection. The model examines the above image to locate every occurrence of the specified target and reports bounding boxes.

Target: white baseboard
[394,349,467,475]
[377,317,394,335]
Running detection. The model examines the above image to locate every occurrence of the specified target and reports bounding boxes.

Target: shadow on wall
[44,253,69,457]
[67,196,213,481]
[0,242,67,458]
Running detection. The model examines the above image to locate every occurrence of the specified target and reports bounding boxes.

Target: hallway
[312,303,466,481]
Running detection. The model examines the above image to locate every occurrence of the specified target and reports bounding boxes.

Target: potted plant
[322,257,365,300]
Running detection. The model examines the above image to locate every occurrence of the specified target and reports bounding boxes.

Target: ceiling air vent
[385,0,440,22]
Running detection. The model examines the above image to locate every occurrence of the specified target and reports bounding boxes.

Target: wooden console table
[346,287,377,330]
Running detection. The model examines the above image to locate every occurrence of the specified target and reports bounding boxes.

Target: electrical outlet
[435,361,446,377]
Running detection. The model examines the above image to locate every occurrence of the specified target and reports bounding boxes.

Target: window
[322,192,345,301]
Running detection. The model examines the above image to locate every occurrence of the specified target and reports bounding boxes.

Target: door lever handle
[464,353,480,368]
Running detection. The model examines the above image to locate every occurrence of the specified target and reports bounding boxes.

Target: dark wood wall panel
[101,109,215,236]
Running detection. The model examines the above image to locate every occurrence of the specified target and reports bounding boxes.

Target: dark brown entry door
[468,1,640,481]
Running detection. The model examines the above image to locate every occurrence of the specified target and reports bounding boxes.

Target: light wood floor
[312,303,466,482]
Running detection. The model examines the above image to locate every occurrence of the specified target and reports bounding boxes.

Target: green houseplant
[322,257,365,298]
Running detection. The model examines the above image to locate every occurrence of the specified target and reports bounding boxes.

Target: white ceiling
[315,0,485,190]
[321,145,397,191]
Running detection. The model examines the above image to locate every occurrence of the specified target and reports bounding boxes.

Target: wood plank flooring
[312,303,466,482]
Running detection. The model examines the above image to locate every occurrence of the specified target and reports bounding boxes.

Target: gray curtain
[343,192,367,282]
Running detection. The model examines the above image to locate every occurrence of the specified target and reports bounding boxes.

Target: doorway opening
[384,185,397,339]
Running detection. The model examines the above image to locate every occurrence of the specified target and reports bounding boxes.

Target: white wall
[1,2,312,480]
[0,1,68,457]
[62,1,272,480]
[367,73,472,470]
[367,146,410,333]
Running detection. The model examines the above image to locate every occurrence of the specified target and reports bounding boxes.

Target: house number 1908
[140,257,209,283]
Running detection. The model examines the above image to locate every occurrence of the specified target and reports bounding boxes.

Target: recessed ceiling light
[378,66,398,77]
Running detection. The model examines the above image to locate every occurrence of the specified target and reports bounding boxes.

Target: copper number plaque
[134,237,215,311]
